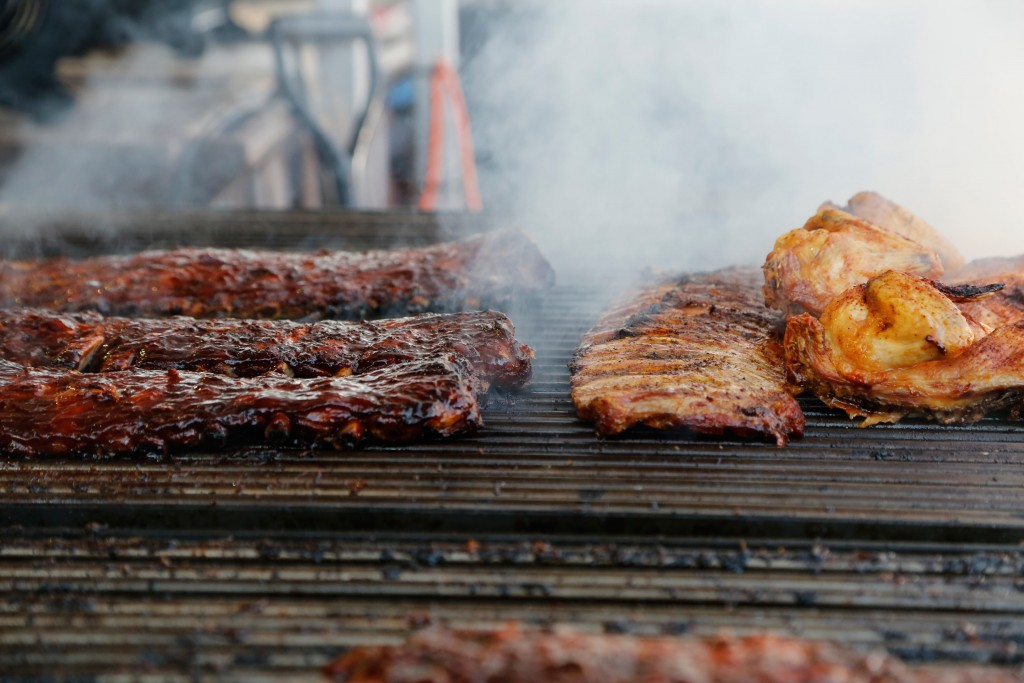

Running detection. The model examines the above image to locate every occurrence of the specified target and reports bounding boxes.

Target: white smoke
[463,0,1024,281]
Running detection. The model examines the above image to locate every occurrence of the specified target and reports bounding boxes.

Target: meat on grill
[951,254,1024,330]
[0,355,481,457]
[571,267,804,446]
[785,271,1024,425]
[0,308,533,389]
[763,195,949,317]
[839,190,964,272]
[0,230,555,320]
[324,626,1021,683]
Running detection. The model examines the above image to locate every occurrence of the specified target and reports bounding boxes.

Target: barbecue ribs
[785,271,1024,425]
[324,626,1021,683]
[0,230,554,320]
[763,194,952,317]
[0,355,481,457]
[571,267,804,446]
[0,308,533,389]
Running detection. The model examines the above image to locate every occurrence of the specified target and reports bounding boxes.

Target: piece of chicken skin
[785,271,1023,425]
[950,254,1024,330]
[837,191,965,273]
[763,206,943,317]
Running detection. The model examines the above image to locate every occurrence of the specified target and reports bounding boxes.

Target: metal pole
[412,0,459,207]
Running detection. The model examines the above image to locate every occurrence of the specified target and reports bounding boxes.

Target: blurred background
[0,0,1023,274]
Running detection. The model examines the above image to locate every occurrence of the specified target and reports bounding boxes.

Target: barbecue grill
[2,210,1024,679]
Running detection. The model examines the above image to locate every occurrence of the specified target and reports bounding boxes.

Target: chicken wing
[785,270,1023,425]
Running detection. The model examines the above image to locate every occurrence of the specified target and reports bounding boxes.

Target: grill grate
[2,214,1024,678]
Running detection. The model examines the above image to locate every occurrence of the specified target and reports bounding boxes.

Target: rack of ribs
[0,230,555,320]
[571,267,804,446]
[0,355,482,457]
[0,308,533,390]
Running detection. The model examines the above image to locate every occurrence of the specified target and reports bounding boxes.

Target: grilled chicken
[0,230,555,320]
[0,355,481,457]
[840,190,964,272]
[324,626,1022,683]
[0,308,533,390]
[950,254,1024,330]
[571,268,804,446]
[785,271,1023,425]
[763,196,949,317]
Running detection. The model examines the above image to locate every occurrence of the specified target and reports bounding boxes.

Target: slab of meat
[763,203,944,317]
[0,355,481,457]
[0,308,532,389]
[785,270,1024,425]
[951,254,1024,330]
[570,267,804,446]
[840,190,964,272]
[0,230,554,320]
[323,627,1022,683]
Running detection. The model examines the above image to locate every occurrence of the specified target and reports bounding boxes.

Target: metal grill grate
[2,213,1024,679]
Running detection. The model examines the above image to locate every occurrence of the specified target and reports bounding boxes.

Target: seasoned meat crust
[785,272,1024,425]
[763,204,944,317]
[842,190,964,272]
[0,356,481,457]
[0,308,533,389]
[324,627,1023,683]
[787,315,1024,426]
[570,267,804,446]
[951,254,1024,330]
[0,230,554,320]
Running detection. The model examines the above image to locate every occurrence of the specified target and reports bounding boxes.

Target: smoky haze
[463,0,1024,282]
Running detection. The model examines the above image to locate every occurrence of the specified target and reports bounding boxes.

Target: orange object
[419,59,483,212]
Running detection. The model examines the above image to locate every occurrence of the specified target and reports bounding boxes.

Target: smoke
[462,0,1024,282]
[0,41,266,215]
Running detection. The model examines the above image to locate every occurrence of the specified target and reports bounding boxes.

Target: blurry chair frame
[270,12,385,206]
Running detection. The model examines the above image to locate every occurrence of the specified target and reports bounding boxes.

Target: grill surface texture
[2,211,1024,681]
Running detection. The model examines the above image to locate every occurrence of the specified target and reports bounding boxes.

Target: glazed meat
[571,267,804,446]
[763,197,947,317]
[0,308,533,389]
[324,627,1021,683]
[951,254,1024,330]
[0,355,481,457]
[0,230,554,320]
[785,270,1024,425]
